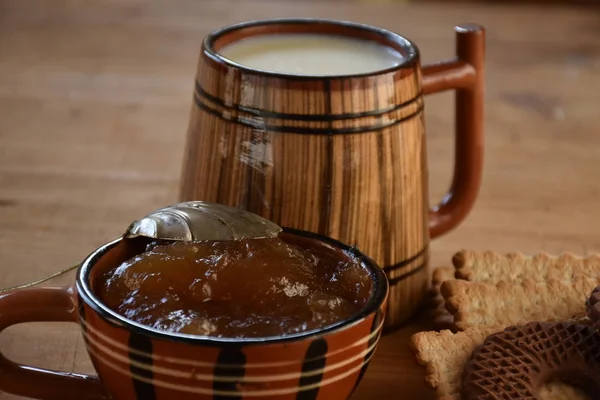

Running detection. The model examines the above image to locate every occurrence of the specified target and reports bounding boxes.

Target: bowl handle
[423,24,486,239]
[0,286,108,400]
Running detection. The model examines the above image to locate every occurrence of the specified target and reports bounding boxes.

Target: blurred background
[1,0,600,289]
[0,2,599,397]
[0,0,600,285]
[1,0,599,275]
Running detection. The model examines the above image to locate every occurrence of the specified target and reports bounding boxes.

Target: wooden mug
[180,19,485,328]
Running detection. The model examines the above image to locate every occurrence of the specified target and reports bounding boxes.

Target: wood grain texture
[1,0,600,399]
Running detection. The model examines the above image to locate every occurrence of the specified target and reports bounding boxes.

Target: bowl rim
[76,227,389,346]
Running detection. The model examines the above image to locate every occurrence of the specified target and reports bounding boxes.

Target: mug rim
[202,18,420,80]
[76,227,389,346]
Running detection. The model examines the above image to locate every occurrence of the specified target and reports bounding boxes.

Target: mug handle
[0,286,108,400]
[422,24,486,239]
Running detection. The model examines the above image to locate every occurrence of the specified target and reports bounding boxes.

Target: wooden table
[1,1,599,399]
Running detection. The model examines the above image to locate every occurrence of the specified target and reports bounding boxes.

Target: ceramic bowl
[0,228,388,400]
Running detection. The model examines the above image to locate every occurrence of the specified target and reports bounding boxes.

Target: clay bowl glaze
[70,228,388,400]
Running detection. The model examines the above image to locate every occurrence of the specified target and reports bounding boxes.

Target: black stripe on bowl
[296,339,328,400]
[129,333,157,400]
[214,347,246,400]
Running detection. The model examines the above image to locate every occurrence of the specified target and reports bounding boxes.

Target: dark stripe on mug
[193,94,424,135]
[195,81,422,121]
[382,245,428,273]
[214,347,246,400]
[128,333,157,400]
[319,79,333,234]
[350,309,383,395]
[340,133,353,237]
[297,339,328,400]
[376,132,392,264]
[386,261,428,286]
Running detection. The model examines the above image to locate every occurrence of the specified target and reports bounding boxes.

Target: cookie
[420,267,454,327]
[432,266,456,288]
[411,316,595,400]
[453,250,600,284]
[411,326,500,399]
[461,322,600,400]
[441,276,599,331]
[586,285,600,329]
[427,266,457,330]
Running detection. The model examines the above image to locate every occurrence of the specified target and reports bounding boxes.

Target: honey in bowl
[95,237,372,338]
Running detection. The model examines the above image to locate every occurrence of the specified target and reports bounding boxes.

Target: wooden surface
[1,1,599,399]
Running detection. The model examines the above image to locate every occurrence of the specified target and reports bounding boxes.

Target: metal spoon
[1,201,282,293]
[124,201,282,242]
